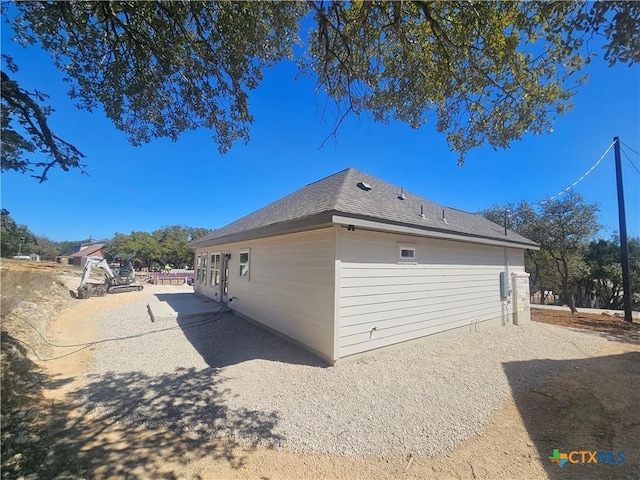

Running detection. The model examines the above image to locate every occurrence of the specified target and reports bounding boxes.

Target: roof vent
[357,182,372,191]
[442,208,448,224]
[398,187,405,200]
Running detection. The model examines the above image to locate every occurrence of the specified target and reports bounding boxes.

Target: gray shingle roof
[191,167,538,248]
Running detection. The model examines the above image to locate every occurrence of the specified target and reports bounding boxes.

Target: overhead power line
[620,146,640,175]
[621,141,640,157]
[540,141,615,204]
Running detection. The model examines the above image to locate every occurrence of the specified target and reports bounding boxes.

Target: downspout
[503,211,512,325]
[503,246,510,325]
[332,226,341,364]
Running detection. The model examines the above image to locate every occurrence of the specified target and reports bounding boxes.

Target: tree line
[481,192,639,312]
[1,209,66,259]
[104,226,211,271]
[1,209,211,269]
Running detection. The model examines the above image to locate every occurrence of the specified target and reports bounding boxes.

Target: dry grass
[0,267,64,320]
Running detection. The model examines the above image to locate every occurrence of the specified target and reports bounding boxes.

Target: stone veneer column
[512,272,531,325]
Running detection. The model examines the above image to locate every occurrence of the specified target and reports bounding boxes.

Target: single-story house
[68,242,106,267]
[190,168,539,364]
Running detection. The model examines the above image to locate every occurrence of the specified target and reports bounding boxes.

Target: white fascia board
[332,215,540,250]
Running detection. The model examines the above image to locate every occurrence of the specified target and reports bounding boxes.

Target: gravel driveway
[79,290,611,456]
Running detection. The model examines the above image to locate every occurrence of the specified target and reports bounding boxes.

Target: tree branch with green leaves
[3,0,638,180]
[1,55,86,182]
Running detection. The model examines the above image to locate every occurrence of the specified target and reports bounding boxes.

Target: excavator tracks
[77,283,108,299]
[107,284,144,294]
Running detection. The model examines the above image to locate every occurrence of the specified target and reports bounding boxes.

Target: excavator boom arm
[78,256,114,290]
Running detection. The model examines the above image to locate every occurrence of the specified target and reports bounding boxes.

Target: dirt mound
[1,264,74,477]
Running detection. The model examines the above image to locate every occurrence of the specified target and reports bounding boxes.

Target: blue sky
[1,15,639,243]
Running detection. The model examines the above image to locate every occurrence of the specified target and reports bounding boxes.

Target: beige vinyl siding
[337,229,524,358]
[197,228,336,362]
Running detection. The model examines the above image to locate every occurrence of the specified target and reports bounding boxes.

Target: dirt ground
[531,307,640,342]
[5,272,640,479]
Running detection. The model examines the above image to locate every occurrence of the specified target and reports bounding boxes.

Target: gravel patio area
[78,294,613,456]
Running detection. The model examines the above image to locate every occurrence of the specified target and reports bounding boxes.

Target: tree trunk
[612,285,621,310]
[562,260,578,314]
[541,287,551,305]
[567,291,578,314]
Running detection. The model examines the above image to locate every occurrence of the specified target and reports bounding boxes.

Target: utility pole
[613,137,633,323]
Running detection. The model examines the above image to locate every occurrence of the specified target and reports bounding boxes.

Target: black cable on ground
[9,299,232,362]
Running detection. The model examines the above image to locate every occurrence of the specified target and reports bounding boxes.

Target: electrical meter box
[499,271,510,299]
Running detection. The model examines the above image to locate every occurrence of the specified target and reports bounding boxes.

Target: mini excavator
[77,255,144,299]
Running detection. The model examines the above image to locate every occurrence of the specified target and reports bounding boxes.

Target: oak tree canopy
[2,1,639,180]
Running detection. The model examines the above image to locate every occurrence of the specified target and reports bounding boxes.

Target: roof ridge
[304,167,353,188]
[331,167,359,212]
[190,166,538,249]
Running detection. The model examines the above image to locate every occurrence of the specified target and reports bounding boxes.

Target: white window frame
[196,254,202,282]
[210,252,221,286]
[201,253,208,284]
[397,243,417,264]
[239,248,250,280]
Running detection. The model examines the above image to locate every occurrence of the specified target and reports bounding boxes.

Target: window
[196,254,202,282]
[201,254,208,284]
[239,249,250,279]
[397,243,417,264]
[210,253,221,286]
